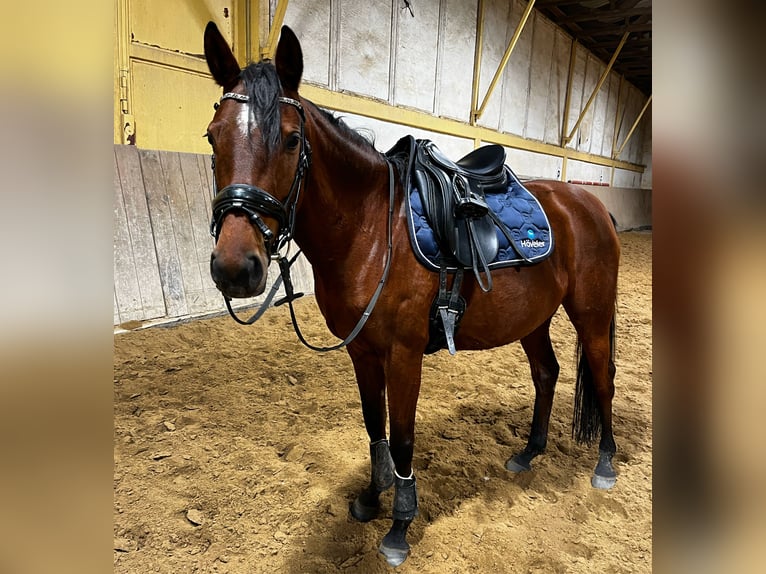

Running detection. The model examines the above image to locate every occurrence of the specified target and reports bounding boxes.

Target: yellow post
[260,0,290,60]
[563,30,629,146]
[614,94,652,158]
[115,0,134,144]
[560,38,577,147]
[610,75,625,158]
[472,0,536,122]
[470,0,485,127]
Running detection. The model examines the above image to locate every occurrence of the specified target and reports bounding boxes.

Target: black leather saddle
[411,138,508,291]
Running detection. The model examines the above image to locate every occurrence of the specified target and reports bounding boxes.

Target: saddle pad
[406,169,554,272]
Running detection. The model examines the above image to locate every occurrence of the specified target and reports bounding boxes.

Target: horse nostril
[210,250,265,295]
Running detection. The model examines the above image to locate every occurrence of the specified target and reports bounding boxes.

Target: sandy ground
[114,231,651,573]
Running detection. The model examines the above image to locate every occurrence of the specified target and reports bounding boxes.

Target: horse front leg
[378,345,423,567]
[347,345,395,522]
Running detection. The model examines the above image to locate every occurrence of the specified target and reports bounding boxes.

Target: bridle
[208,90,396,352]
[209,92,311,256]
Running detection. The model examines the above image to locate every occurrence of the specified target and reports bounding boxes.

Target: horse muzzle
[210,248,268,298]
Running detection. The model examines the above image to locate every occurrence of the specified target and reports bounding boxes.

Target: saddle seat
[427,142,507,178]
[411,138,509,291]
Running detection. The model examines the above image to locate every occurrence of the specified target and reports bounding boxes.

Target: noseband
[209,92,311,256]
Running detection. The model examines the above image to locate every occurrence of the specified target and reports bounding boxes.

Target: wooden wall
[113,145,313,326]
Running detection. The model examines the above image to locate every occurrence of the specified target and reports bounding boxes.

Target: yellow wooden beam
[115,0,134,144]
[299,83,644,172]
[260,0,289,60]
[470,0,485,128]
[560,39,577,147]
[472,0,536,123]
[563,30,629,146]
[614,94,652,159]
[610,75,625,159]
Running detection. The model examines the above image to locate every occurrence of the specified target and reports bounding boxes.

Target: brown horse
[203,22,619,567]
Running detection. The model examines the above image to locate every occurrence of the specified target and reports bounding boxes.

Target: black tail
[572,313,616,445]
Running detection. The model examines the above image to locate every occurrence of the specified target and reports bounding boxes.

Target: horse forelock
[239,62,282,152]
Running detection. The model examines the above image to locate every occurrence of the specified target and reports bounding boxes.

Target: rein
[210,91,396,352]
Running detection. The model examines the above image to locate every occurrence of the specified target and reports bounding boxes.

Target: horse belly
[454,267,565,350]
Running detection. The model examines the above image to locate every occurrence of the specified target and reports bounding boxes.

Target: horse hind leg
[506,318,560,473]
[571,312,618,489]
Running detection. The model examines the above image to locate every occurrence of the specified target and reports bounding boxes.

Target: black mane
[240,62,282,151]
[240,61,380,161]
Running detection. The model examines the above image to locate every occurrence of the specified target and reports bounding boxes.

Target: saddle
[386,135,553,356]
[411,139,507,291]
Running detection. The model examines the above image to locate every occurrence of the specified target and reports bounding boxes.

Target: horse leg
[506,318,560,473]
[378,345,423,567]
[567,307,618,489]
[347,346,395,522]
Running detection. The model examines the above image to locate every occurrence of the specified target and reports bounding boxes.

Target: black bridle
[209,91,396,352]
[209,93,311,256]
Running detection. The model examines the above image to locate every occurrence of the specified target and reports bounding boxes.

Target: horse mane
[312,105,377,149]
[240,62,282,151]
[240,60,381,163]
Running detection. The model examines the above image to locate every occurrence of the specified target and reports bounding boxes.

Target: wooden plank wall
[113,145,314,326]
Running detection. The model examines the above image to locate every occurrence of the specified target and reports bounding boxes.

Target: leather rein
[209,91,395,352]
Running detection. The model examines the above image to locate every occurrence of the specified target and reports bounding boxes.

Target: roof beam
[472,0,537,123]
[556,6,651,24]
[564,30,630,146]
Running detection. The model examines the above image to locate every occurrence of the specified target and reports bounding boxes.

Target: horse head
[204,21,308,299]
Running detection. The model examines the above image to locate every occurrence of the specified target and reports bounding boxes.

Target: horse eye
[204,132,215,147]
[285,132,301,150]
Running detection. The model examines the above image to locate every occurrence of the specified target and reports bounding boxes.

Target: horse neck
[294,108,391,264]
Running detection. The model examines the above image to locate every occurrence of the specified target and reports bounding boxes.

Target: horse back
[453,179,619,349]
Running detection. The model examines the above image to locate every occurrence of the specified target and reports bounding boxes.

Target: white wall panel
[394,0,440,111]
[339,113,474,159]
[568,158,610,184]
[476,0,512,131]
[565,45,586,147]
[525,13,554,141]
[544,28,571,145]
[504,147,563,180]
[591,66,608,156]
[577,53,600,153]
[283,0,331,86]
[499,0,534,136]
[277,0,649,186]
[436,0,478,122]
[602,73,620,157]
[337,0,391,100]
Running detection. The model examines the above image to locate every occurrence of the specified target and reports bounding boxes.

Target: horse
[203,22,620,567]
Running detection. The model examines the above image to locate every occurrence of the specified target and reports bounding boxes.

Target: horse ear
[204,21,241,89]
[274,26,303,92]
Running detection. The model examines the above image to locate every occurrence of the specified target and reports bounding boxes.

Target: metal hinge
[118,70,135,144]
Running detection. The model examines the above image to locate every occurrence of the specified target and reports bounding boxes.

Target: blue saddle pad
[405,169,554,271]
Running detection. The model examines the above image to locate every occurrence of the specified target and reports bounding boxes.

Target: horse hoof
[591,473,617,489]
[379,542,410,567]
[350,498,379,522]
[505,457,531,473]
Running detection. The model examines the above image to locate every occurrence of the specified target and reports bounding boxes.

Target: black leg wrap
[350,440,395,522]
[392,473,419,521]
[370,439,395,492]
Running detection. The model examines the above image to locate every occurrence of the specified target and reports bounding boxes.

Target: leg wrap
[392,472,419,521]
[370,439,395,492]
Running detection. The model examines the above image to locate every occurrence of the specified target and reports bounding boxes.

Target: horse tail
[572,311,616,445]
